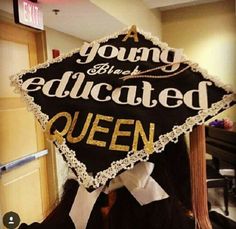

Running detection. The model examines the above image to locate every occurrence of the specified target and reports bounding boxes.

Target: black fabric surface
[210,211,236,229]
[16,31,235,182]
[19,136,195,229]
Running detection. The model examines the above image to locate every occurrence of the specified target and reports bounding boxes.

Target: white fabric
[105,162,169,205]
[69,186,103,229]
[69,162,169,229]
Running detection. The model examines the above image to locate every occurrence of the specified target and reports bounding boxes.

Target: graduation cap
[10,25,236,191]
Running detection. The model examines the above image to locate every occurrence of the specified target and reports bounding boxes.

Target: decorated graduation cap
[11,25,235,192]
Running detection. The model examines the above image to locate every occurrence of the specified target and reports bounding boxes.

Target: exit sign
[13,0,44,30]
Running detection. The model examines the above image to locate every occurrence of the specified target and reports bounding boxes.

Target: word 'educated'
[22,71,212,110]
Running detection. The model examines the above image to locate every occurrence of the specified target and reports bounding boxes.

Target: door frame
[0,9,59,216]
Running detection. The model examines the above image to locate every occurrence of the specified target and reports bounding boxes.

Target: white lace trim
[54,93,235,188]
[10,25,236,189]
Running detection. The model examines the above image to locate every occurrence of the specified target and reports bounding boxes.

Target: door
[0,20,51,228]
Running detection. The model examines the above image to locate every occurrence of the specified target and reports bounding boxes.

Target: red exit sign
[13,0,44,30]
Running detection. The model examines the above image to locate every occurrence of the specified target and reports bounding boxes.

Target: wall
[162,0,236,121]
[45,27,85,60]
[91,0,162,38]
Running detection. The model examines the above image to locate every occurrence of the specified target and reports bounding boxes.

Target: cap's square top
[10,25,235,190]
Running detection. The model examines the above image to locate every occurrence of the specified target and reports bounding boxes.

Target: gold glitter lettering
[122,25,139,42]
[109,119,134,152]
[132,120,155,153]
[67,112,93,143]
[86,114,114,147]
[45,112,72,144]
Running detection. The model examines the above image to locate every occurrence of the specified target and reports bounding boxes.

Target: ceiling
[0,0,222,41]
[143,0,221,10]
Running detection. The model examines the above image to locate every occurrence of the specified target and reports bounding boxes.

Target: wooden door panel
[0,108,38,163]
[0,39,30,97]
[0,160,44,224]
[0,21,37,67]
[0,19,51,227]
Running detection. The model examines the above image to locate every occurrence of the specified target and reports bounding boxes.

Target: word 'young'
[77,42,183,73]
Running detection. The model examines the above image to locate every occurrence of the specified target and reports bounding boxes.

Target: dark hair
[19,135,194,229]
